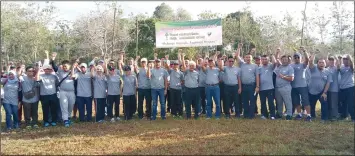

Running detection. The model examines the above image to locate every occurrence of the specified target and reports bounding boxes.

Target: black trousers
[107,95,120,118]
[123,95,136,120]
[199,87,206,113]
[138,89,152,118]
[170,88,183,116]
[40,94,59,123]
[23,101,39,126]
[166,89,171,112]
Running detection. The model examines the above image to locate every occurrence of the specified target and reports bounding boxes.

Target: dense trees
[1,1,353,65]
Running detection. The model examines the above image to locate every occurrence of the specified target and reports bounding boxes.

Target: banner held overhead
[155,19,223,48]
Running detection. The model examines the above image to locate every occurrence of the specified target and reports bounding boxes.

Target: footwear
[286,115,292,120]
[206,117,211,120]
[44,122,50,127]
[33,124,39,129]
[110,118,116,122]
[162,117,166,120]
[320,120,327,123]
[215,117,220,120]
[295,114,303,120]
[225,115,230,119]
[271,117,275,120]
[305,116,312,122]
[275,113,282,119]
[64,121,70,127]
[51,122,57,126]
[261,116,267,120]
[116,117,121,121]
[26,126,32,129]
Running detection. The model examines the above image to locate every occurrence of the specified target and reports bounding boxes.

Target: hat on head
[98,60,104,63]
[172,60,179,65]
[254,56,261,60]
[123,65,131,71]
[155,59,161,62]
[294,52,302,57]
[80,63,87,68]
[43,64,52,69]
[141,58,148,62]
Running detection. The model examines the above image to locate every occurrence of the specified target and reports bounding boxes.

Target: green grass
[0,101,354,155]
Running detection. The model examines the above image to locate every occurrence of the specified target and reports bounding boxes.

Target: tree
[175,7,192,21]
[153,3,175,21]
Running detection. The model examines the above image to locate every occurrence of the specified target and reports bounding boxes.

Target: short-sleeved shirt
[3,80,19,105]
[327,66,339,92]
[137,68,151,89]
[122,74,136,96]
[150,68,168,89]
[184,70,199,88]
[339,65,354,89]
[75,72,92,97]
[259,64,274,91]
[169,69,184,90]
[20,76,39,103]
[274,65,294,88]
[107,74,121,95]
[197,66,206,87]
[308,66,333,95]
[239,60,259,85]
[39,74,59,95]
[290,63,308,88]
[93,75,107,98]
[205,67,220,85]
[57,70,74,91]
[222,66,241,85]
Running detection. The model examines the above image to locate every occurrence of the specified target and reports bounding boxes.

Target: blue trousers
[3,103,19,129]
[151,88,166,120]
[206,85,221,118]
[339,87,355,120]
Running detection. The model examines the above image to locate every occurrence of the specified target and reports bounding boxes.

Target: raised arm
[217,59,224,71]
[71,62,78,79]
[235,43,243,62]
[308,54,315,69]
[146,63,151,78]
[337,55,342,70]
[50,52,59,72]
[303,50,309,67]
[181,52,187,72]
[346,54,354,71]
[154,52,158,60]
[178,49,182,64]
[90,66,95,78]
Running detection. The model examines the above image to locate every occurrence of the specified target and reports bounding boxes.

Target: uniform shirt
[150,68,168,89]
[168,69,184,90]
[2,79,19,105]
[122,74,136,96]
[259,64,274,91]
[57,69,74,91]
[75,72,92,97]
[222,66,241,85]
[239,59,259,85]
[107,74,121,95]
[290,63,308,88]
[308,66,332,95]
[205,67,220,85]
[39,74,59,95]
[197,66,206,87]
[137,67,151,89]
[274,65,294,88]
[339,65,354,89]
[184,70,199,88]
[19,76,39,103]
[327,66,339,92]
[93,75,107,98]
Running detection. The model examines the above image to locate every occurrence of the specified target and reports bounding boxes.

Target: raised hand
[154,53,158,58]
[52,52,57,59]
[238,43,243,49]
[165,54,169,60]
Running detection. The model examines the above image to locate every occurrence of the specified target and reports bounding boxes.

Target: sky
[13,1,355,42]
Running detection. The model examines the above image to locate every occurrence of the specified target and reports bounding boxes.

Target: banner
[155,19,222,48]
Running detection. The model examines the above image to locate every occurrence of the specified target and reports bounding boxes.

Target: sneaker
[162,117,166,120]
[64,121,70,127]
[97,120,104,123]
[305,116,312,122]
[206,117,211,120]
[261,116,267,120]
[295,114,303,120]
[116,117,121,121]
[33,124,39,129]
[44,122,50,127]
[26,125,32,129]
[271,117,275,120]
[215,118,220,120]
[275,113,282,119]
[110,118,115,122]
[286,115,292,120]
[51,122,57,126]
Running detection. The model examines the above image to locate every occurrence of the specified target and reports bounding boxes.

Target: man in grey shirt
[75,63,93,122]
[166,60,184,118]
[147,59,168,120]
[337,54,354,122]
[326,56,339,120]
[291,48,311,120]
[274,55,294,120]
[197,58,207,114]
[135,57,152,120]
[258,55,276,119]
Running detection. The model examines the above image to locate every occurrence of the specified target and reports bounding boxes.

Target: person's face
[185,60,189,65]
[293,55,301,63]
[244,55,252,63]
[8,73,15,80]
[276,48,281,53]
[197,59,203,65]
[109,62,114,67]
[281,57,289,65]
[44,68,52,74]
[261,57,269,65]
[255,59,260,65]
[125,70,131,75]
[26,68,35,77]
[189,64,195,71]
[228,58,234,67]
[80,66,87,73]
[208,60,214,67]
[328,59,335,66]
[141,61,147,67]
[155,61,161,68]
[109,69,115,75]
[250,48,256,53]
[62,63,70,71]
[343,57,350,66]
[173,64,179,69]
[317,59,326,69]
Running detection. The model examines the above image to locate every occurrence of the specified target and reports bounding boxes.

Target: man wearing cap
[75,63,93,122]
[290,47,311,120]
[147,58,169,120]
[165,58,184,118]
[326,55,339,121]
[235,43,260,119]
[253,55,261,115]
[36,64,60,127]
[202,53,222,119]
[135,57,152,120]
[196,57,207,114]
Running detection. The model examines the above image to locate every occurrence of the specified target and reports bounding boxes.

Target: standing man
[235,43,260,119]
[218,56,242,118]
[274,55,294,120]
[75,63,93,122]
[147,58,169,120]
[337,54,354,122]
[259,54,276,120]
[326,55,339,121]
[197,58,207,114]
[135,57,152,120]
[291,47,311,119]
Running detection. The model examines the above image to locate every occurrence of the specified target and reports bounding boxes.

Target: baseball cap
[141,58,148,62]
[155,59,161,62]
[294,52,302,57]
[98,60,104,63]
[80,63,87,68]
[43,64,52,69]
[123,65,131,71]
[172,61,179,65]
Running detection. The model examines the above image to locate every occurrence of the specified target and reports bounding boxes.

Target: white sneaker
[261,116,267,120]
[116,117,121,121]
[271,117,275,120]
[110,118,115,122]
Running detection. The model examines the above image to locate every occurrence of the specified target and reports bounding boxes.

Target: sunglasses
[229,60,234,62]
[293,56,300,59]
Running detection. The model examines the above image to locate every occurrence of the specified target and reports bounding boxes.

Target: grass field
[1,101,354,155]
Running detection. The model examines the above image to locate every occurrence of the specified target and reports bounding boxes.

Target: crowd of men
[1,44,354,131]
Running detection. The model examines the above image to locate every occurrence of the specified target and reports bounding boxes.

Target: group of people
[1,44,354,131]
